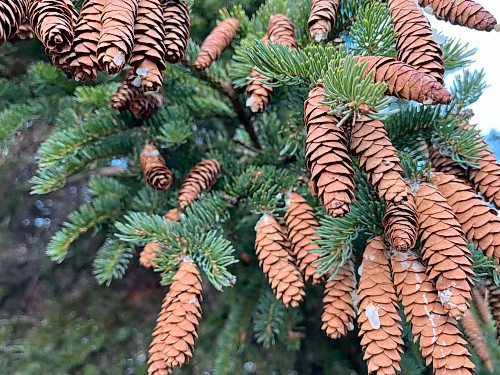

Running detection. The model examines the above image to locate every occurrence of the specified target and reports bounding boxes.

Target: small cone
[140,143,173,191]
[140,241,163,269]
[383,186,418,251]
[130,93,165,119]
[163,0,190,64]
[255,213,305,307]
[245,67,273,113]
[428,142,469,181]
[468,148,500,210]
[111,70,144,111]
[164,208,182,222]
[357,236,403,375]
[486,280,500,339]
[472,284,491,324]
[461,309,494,372]
[178,159,221,210]
[308,0,340,41]
[267,14,297,48]
[321,259,357,339]
[0,0,29,46]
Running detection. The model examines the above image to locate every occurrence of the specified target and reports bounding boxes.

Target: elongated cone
[304,86,355,216]
[130,0,166,92]
[283,192,322,284]
[308,0,340,41]
[388,0,444,82]
[148,259,203,373]
[357,236,403,375]
[416,182,474,318]
[140,143,173,191]
[322,259,357,339]
[130,94,165,119]
[0,0,28,46]
[461,309,493,372]
[255,213,305,307]
[163,0,189,64]
[428,142,469,181]
[472,284,491,324]
[356,56,452,105]
[433,172,500,261]
[97,0,139,75]
[111,70,143,111]
[418,0,498,32]
[178,159,221,210]
[486,280,500,338]
[194,18,239,70]
[268,14,297,48]
[351,115,408,203]
[16,22,34,40]
[383,186,418,251]
[468,148,500,209]
[140,241,163,269]
[391,251,475,375]
[246,67,273,113]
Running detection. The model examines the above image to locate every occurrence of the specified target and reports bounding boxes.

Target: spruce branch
[440,36,475,71]
[92,239,134,286]
[449,70,487,113]
[253,289,286,349]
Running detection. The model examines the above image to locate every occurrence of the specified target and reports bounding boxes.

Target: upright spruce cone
[428,143,469,181]
[472,284,491,324]
[357,236,403,374]
[267,14,297,48]
[178,159,221,210]
[350,115,408,203]
[433,172,500,261]
[418,0,498,32]
[255,213,305,307]
[461,309,494,372]
[304,86,355,217]
[391,251,476,375]
[140,143,173,191]
[0,0,28,46]
[163,0,190,64]
[468,148,500,209]
[388,0,444,82]
[111,70,143,111]
[356,56,452,105]
[194,18,239,70]
[129,0,166,92]
[416,182,474,318]
[140,241,163,269]
[321,259,357,339]
[245,68,273,113]
[383,186,418,251]
[308,0,340,41]
[487,281,500,338]
[97,0,139,75]
[148,259,203,373]
[283,192,322,284]
[130,94,165,119]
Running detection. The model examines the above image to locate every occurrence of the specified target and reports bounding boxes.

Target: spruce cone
[245,67,273,113]
[111,70,143,111]
[321,259,357,339]
[130,93,165,119]
[388,0,444,82]
[472,284,491,324]
[164,207,182,222]
[130,0,166,92]
[356,56,452,105]
[178,159,221,210]
[391,251,476,375]
[433,172,500,261]
[461,309,494,372]
[194,18,239,70]
[97,0,139,75]
[255,213,305,307]
[418,0,498,31]
[350,115,408,203]
[148,259,203,373]
[0,0,28,46]
[428,142,469,181]
[308,0,340,41]
[357,236,403,375]
[140,241,162,269]
[383,186,418,251]
[268,14,297,48]
[304,86,355,217]
[468,148,500,209]
[486,281,500,339]
[163,0,189,64]
[283,192,323,284]
[416,182,474,318]
[140,143,173,191]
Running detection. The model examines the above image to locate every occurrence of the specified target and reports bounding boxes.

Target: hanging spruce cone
[163,0,189,64]
[130,94,165,119]
[383,186,418,251]
[140,241,163,269]
[391,251,476,375]
[357,236,403,374]
[472,284,491,324]
[304,86,355,217]
[245,67,274,113]
[111,70,143,111]
[428,142,469,181]
[0,0,28,46]
[388,0,444,82]
[255,213,305,307]
[140,143,173,191]
[416,182,474,318]
[468,148,500,210]
[16,22,34,40]
[486,280,500,339]
[178,159,221,210]
[433,172,500,261]
[308,0,340,41]
[461,309,494,372]
[321,259,357,339]
[194,18,239,70]
[350,115,408,204]
[268,14,297,48]
[148,259,203,373]
[283,192,323,284]
[418,0,498,32]
[97,0,139,75]
[356,56,452,105]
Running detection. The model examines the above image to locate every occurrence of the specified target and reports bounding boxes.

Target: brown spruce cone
[357,236,403,375]
[129,0,166,92]
[416,182,474,318]
[356,56,452,105]
[255,213,305,307]
[0,0,29,46]
[111,70,143,111]
[486,281,500,339]
[418,0,498,32]
[97,0,139,75]
[148,259,203,373]
[165,207,182,222]
[140,241,163,269]
[283,192,323,284]
[268,14,297,48]
[461,309,494,372]
[468,148,500,209]
[350,115,408,204]
[391,251,476,375]
[383,186,418,251]
[16,22,34,40]
[388,0,444,82]
[428,142,469,181]
[245,67,273,113]
[433,172,500,261]
[140,143,173,191]
[178,159,221,209]
[163,0,190,64]
[304,86,355,217]
[321,259,357,339]
[308,0,340,41]
[472,284,491,324]
[130,94,165,119]
[194,18,239,70]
